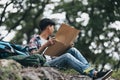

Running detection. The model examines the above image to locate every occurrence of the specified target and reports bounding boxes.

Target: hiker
[28,18,113,80]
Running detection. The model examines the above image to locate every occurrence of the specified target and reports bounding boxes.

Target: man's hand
[31,38,56,54]
[45,38,56,47]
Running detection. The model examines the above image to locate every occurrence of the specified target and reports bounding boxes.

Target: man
[28,18,113,80]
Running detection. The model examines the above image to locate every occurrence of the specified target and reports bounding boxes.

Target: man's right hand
[45,38,56,47]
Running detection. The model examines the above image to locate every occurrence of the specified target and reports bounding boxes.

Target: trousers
[46,47,94,77]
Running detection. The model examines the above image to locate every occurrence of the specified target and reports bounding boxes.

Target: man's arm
[30,38,56,54]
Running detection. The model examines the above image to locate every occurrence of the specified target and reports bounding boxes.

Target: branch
[33,0,50,28]
[66,13,77,28]
[66,13,73,25]
[26,1,50,42]
[0,0,13,26]
[1,4,32,40]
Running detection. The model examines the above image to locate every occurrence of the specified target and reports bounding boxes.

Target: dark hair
[39,18,55,31]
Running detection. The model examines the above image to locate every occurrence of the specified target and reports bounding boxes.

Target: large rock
[21,67,92,80]
[0,59,96,80]
[0,59,22,80]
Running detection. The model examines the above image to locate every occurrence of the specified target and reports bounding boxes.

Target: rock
[0,59,114,80]
[0,59,22,80]
[21,67,92,80]
[21,67,65,80]
[0,59,22,69]
[0,59,91,80]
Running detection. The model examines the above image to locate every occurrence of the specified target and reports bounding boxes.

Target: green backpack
[0,41,47,67]
[7,54,46,67]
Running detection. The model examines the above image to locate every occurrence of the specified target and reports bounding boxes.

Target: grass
[111,70,120,80]
[60,68,79,75]
[60,68,120,80]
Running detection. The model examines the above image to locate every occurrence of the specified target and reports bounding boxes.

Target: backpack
[0,41,29,58]
[7,54,46,67]
[0,41,46,67]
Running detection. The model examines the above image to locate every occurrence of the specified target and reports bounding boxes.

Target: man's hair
[39,18,55,31]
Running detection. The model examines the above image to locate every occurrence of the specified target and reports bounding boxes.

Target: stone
[0,59,114,80]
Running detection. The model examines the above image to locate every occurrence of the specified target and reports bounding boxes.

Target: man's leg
[66,47,89,65]
[46,53,93,76]
[66,47,113,79]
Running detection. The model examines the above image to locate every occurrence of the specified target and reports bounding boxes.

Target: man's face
[48,25,55,35]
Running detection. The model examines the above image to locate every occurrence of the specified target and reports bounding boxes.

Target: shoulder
[33,34,40,39]
[30,34,41,42]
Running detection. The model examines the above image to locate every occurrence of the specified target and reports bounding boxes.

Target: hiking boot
[93,70,113,80]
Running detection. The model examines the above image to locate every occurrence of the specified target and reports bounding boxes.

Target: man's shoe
[93,70,113,80]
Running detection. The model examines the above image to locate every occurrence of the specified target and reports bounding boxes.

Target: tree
[0,0,50,44]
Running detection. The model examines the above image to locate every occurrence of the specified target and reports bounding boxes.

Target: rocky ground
[0,59,115,80]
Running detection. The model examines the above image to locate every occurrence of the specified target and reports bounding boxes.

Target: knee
[69,47,77,51]
[62,53,73,60]
[69,47,75,50]
[72,47,77,50]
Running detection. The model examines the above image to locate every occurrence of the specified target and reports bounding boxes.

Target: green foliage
[0,0,51,43]
[112,70,120,80]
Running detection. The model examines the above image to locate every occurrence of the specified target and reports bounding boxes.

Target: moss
[59,68,79,75]
[0,66,22,80]
[0,59,22,80]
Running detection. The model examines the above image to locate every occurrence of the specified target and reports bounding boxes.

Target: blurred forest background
[0,0,120,72]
